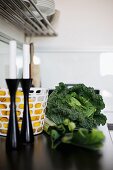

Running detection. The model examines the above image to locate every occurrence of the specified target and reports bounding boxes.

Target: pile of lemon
[0,90,46,136]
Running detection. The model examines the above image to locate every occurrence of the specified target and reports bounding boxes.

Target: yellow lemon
[0,91,6,96]
[0,98,10,102]
[16,91,23,96]
[18,118,22,122]
[6,111,10,115]
[18,123,22,129]
[4,98,10,102]
[29,104,33,108]
[30,110,33,115]
[19,104,24,109]
[0,117,8,122]
[31,116,37,121]
[0,104,7,109]
[29,98,33,102]
[35,116,40,120]
[16,111,21,116]
[35,103,42,108]
[1,111,7,115]
[35,109,43,114]
[16,98,21,102]
[3,123,8,128]
[33,122,41,127]
[0,129,7,134]
[31,116,40,121]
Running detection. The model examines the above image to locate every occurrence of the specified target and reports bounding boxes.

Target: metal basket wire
[0,87,48,136]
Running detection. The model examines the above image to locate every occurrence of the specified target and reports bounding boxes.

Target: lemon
[33,122,41,127]
[35,103,42,108]
[0,91,6,96]
[35,109,43,114]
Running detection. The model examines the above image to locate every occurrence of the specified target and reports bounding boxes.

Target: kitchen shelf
[0,0,57,36]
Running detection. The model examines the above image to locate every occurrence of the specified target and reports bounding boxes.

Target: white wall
[34,0,113,51]
[33,0,113,112]
[0,42,23,87]
[36,51,113,112]
[0,18,24,87]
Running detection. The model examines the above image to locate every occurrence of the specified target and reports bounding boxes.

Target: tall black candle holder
[20,79,34,144]
[6,79,20,151]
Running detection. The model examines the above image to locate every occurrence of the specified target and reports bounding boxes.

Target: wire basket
[0,87,48,136]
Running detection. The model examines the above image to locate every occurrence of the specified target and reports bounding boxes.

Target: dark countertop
[0,125,113,170]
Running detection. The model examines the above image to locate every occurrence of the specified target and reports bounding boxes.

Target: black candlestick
[20,79,34,144]
[6,79,20,151]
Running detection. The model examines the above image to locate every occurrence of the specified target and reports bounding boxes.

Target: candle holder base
[20,79,34,144]
[6,79,20,151]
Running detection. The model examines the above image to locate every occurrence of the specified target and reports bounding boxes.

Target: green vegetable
[63,119,70,126]
[44,83,107,150]
[44,118,105,150]
[46,83,106,129]
[62,128,105,150]
[68,122,76,132]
